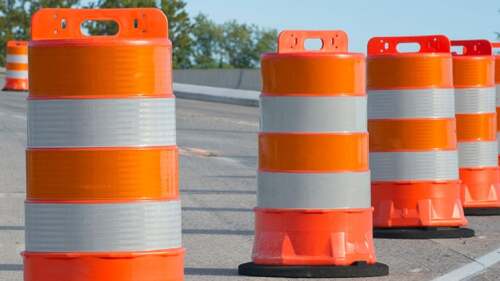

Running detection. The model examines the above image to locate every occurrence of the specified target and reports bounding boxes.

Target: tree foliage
[0,0,80,66]
[0,0,277,69]
[191,14,277,69]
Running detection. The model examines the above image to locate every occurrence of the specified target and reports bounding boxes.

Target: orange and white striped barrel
[239,31,388,278]
[367,35,473,238]
[451,40,500,215]
[2,40,28,91]
[24,8,183,281]
[494,42,500,165]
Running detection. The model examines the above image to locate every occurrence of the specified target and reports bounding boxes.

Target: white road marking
[432,247,500,281]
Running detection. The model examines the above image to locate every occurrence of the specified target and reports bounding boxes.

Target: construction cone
[239,30,389,278]
[368,35,474,239]
[24,8,183,281]
[451,40,500,216]
[2,40,28,91]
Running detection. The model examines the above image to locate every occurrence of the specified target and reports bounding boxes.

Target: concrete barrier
[173,69,261,91]
[174,83,259,107]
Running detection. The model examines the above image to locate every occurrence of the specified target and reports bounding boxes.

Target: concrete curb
[174,83,259,107]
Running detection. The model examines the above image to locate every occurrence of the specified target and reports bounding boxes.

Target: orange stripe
[7,47,28,55]
[453,56,494,88]
[261,53,365,96]
[259,133,368,172]
[456,113,496,141]
[23,248,184,281]
[367,54,452,89]
[495,56,500,83]
[369,119,456,151]
[497,108,500,132]
[29,43,172,98]
[6,63,28,71]
[27,147,178,201]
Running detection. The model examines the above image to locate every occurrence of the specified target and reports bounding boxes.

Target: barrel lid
[30,8,169,45]
[451,40,492,56]
[263,30,363,58]
[367,35,450,57]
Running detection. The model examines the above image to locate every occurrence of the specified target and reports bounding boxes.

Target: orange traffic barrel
[452,39,500,216]
[494,43,500,167]
[24,8,183,281]
[2,40,28,91]
[367,35,474,239]
[239,30,389,278]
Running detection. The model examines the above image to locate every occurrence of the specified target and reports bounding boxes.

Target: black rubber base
[465,207,500,216]
[238,261,389,278]
[2,88,27,92]
[374,227,475,239]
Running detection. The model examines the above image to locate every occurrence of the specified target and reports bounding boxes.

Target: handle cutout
[304,38,324,51]
[451,45,464,55]
[81,20,119,36]
[368,35,450,55]
[451,40,492,56]
[278,30,348,53]
[396,42,421,53]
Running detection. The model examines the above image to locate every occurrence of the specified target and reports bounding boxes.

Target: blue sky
[183,0,499,52]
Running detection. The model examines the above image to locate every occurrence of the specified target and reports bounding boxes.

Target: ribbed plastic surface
[370,151,459,181]
[458,141,498,168]
[257,171,371,209]
[260,96,366,132]
[28,98,176,147]
[26,200,182,252]
[455,88,496,114]
[368,89,455,119]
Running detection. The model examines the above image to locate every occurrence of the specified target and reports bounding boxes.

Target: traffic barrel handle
[31,8,168,40]
[367,35,450,55]
[277,30,348,53]
[451,40,492,56]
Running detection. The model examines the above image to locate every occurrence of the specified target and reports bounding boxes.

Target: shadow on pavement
[0,264,23,271]
[0,226,24,230]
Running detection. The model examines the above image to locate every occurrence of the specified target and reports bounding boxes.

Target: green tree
[191,13,224,68]
[85,0,193,69]
[220,20,255,68]
[0,0,79,66]
[161,0,192,68]
[218,21,277,68]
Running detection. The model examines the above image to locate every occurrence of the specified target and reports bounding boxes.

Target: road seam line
[432,247,500,281]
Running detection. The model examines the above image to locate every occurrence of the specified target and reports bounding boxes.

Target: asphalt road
[0,75,499,281]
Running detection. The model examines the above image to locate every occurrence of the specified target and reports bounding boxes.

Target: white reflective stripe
[455,88,496,114]
[28,98,176,148]
[260,96,367,132]
[25,200,181,252]
[258,171,371,209]
[6,54,28,64]
[370,151,459,181]
[496,84,500,107]
[6,70,28,79]
[458,141,498,168]
[368,88,455,119]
